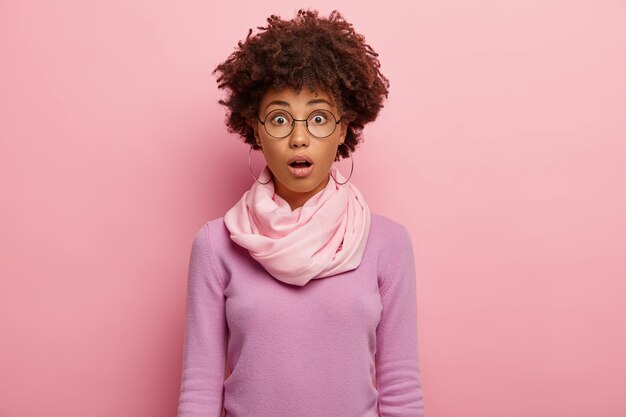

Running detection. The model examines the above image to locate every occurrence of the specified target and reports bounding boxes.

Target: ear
[339,121,348,144]
[248,119,262,149]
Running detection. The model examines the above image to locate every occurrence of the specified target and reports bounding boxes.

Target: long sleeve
[375,226,425,417]
[178,223,228,417]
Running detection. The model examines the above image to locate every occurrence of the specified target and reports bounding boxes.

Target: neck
[274,174,330,211]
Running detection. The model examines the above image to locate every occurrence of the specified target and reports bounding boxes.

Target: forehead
[259,86,337,109]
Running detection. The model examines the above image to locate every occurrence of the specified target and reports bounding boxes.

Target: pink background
[1,1,625,416]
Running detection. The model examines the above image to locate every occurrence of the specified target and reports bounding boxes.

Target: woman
[177,9,424,417]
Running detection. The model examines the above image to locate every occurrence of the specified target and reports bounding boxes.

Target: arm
[375,226,424,417]
[177,223,228,417]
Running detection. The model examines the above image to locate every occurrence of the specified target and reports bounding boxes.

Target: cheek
[321,143,340,164]
[260,146,284,166]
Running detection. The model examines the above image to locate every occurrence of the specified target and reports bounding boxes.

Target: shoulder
[368,213,415,289]
[188,216,229,259]
[192,216,230,249]
[186,217,231,289]
[190,217,245,287]
[369,212,413,249]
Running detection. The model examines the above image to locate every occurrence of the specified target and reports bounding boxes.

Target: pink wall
[1,1,625,416]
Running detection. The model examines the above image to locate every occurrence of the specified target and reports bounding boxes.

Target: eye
[270,114,290,126]
[309,112,328,125]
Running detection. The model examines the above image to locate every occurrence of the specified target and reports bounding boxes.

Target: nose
[289,120,310,148]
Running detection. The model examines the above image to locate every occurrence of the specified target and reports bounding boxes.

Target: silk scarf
[223,165,371,286]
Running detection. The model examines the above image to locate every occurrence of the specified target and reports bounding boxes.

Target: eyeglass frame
[257,109,344,139]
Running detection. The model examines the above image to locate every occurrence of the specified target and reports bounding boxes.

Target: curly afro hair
[213,9,390,160]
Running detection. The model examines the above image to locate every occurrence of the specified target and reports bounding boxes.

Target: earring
[329,145,354,185]
[248,146,272,185]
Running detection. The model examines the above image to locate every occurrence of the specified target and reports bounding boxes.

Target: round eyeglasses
[258,109,342,139]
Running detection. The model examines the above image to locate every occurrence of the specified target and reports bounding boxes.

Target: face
[252,86,347,210]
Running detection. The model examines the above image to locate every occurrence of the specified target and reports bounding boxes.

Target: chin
[279,174,327,193]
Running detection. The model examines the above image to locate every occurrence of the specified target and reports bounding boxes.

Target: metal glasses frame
[257,109,343,139]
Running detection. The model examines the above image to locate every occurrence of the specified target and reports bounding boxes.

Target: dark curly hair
[213,9,390,160]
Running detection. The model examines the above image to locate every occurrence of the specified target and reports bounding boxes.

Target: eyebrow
[264,98,333,112]
[264,100,290,111]
[306,99,332,107]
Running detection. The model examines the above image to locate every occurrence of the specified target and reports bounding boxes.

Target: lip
[287,154,314,178]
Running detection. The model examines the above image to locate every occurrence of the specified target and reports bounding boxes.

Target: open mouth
[288,161,313,168]
[287,159,314,177]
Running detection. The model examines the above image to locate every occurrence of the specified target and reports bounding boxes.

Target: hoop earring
[329,147,354,185]
[248,146,272,185]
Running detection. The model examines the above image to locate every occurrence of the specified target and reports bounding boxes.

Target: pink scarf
[223,165,371,286]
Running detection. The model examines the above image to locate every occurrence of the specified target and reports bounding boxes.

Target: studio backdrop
[1,1,625,416]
